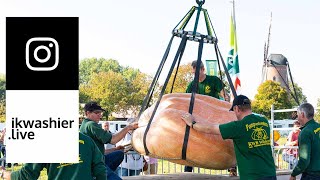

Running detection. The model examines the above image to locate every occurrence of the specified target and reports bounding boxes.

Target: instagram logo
[26,37,59,71]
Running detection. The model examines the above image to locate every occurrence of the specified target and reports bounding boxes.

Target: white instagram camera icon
[26,37,59,71]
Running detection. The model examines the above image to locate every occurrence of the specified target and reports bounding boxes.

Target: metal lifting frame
[137,0,237,162]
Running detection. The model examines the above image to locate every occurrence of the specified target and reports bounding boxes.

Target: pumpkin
[132,93,237,169]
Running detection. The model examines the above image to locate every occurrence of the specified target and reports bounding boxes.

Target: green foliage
[315,98,320,123]
[289,82,307,107]
[80,71,128,116]
[79,59,152,118]
[0,74,5,122]
[252,80,292,119]
[165,63,193,93]
[79,58,122,84]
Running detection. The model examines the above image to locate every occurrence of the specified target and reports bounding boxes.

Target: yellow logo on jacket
[205,85,211,94]
[247,125,270,149]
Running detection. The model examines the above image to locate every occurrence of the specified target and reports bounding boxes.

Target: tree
[0,74,5,122]
[164,63,193,94]
[80,71,128,118]
[79,59,153,119]
[315,98,320,122]
[79,58,122,84]
[289,82,307,107]
[252,80,292,120]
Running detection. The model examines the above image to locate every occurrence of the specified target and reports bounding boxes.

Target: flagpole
[229,0,238,102]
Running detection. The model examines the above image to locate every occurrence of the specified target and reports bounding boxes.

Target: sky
[0,0,319,108]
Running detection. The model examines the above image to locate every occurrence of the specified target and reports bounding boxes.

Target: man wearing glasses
[80,101,138,180]
[181,95,276,180]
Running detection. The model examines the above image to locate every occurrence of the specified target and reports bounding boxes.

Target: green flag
[227,4,241,93]
[205,60,218,76]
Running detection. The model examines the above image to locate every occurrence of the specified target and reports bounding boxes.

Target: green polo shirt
[186,75,223,99]
[219,114,276,180]
[79,118,112,155]
[291,119,320,177]
[11,133,106,180]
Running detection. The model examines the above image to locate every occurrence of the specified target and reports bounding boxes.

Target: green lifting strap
[203,9,213,37]
[193,4,203,36]
[178,6,196,30]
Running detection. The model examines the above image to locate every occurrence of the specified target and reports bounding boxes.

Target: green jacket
[186,75,223,99]
[79,118,112,155]
[292,119,320,177]
[219,114,276,180]
[11,133,106,180]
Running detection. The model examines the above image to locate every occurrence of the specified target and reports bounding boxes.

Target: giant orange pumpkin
[132,93,237,169]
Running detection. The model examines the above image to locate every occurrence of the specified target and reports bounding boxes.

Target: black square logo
[6,17,79,90]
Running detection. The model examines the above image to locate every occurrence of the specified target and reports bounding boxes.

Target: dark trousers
[105,150,124,180]
[301,173,320,180]
[184,166,193,172]
[105,150,124,171]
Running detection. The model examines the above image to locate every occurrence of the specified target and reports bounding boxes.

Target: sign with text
[6,17,79,163]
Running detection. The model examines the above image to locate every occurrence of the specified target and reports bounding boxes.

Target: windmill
[261,13,300,105]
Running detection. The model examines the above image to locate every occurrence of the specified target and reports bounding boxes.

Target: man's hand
[0,166,11,180]
[181,113,194,126]
[116,145,125,151]
[289,175,296,180]
[128,122,138,130]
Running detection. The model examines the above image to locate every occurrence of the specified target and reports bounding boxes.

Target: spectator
[143,156,158,175]
[282,120,300,169]
[102,121,125,174]
[290,103,320,180]
[117,118,143,176]
[0,128,6,167]
[79,101,138,180]
[1,133,106,180]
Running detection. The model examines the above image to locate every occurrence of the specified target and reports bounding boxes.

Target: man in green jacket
[290,103,320,180]
[181,95,276,180]
[2,133,106,180]
[80,101,138,180]
[186,60,224,99]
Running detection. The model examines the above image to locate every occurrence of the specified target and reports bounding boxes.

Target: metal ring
[196,0,205,6]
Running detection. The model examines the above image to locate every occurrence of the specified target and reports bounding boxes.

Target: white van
[99,120,127,134]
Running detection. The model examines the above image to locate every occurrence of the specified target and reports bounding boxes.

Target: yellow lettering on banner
[314,128,320,134]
